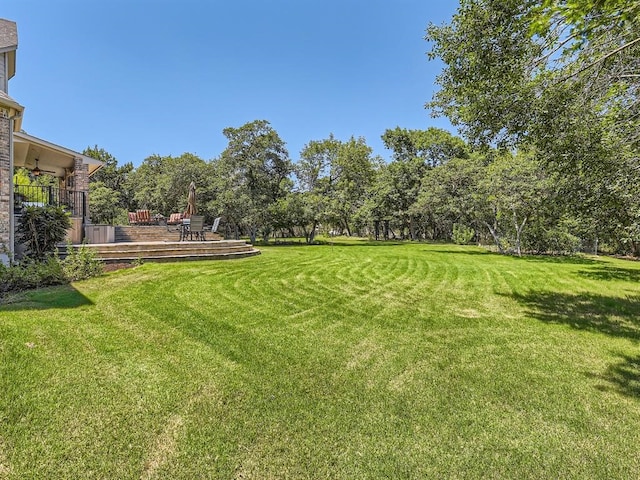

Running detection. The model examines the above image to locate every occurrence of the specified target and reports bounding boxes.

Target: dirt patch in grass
[103,262,136,273]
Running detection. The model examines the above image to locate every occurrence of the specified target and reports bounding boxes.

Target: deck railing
[14,184,86,218]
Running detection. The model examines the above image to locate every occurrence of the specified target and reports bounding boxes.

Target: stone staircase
[60,239,260,263]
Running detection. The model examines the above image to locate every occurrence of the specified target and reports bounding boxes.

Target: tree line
[85,117,633,255]
[86,122,467,245]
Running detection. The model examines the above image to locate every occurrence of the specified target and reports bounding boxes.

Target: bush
[0,257,66,295]
[452,223,475,245]
[61,243,104,281]
[0,245,104,297]
[16,205,71,261]
[523,221,582,255]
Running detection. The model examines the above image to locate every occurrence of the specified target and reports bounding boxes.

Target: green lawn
[2,242,640,479]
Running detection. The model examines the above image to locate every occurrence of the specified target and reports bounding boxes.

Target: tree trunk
[483,221,504,254]
[513,210,527,257]
[304,221,318,244]
[344,219,352,237]
[409,218,417,241]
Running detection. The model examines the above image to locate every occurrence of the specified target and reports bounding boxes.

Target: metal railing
[14,184,86,218]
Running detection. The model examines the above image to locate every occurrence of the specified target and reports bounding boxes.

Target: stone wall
[73,157,90,223]
[0,111,10,263]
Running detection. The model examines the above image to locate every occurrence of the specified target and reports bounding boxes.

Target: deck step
[59,240,260,263]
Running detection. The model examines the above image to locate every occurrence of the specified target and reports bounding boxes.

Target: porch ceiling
[13,131,103,178]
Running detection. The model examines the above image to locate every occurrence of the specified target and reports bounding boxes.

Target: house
[0,18,103,265]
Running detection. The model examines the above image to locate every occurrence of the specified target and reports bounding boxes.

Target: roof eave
[0,93,23,112]
[0,92,23,130]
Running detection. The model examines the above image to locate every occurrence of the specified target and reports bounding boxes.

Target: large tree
[380,127,470,239]
[295,135,376,237]
[426,0,542,148]
[414,154,485,241]
[381,127,468,167]
[88,182,123,225]
[84,146,135,214]
[217,120,293,243]
[127,153,214,220]
[85,146,133,192]
[329,136,377,236]
[426,0,640,254]
[478,151,548,255]
[295,135,341,242]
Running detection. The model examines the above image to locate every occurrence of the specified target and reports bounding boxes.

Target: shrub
[0,257,66,295]
[61,243,104,281]
[16,205,71,261]
[0,245,104,297]
[523,221,582,255]
[452,223,475,245]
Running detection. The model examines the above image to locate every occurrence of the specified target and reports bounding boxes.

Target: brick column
[73,157,90,224]
[0,111,10,264]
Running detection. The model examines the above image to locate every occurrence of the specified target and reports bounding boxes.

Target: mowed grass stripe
[2,242,640,478]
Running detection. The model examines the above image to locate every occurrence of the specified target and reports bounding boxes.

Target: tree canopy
[426,0,640,254]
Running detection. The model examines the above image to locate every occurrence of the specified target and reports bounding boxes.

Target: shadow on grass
[577,266,640,282]
[424,247,492,255]
[590,354,640,399]
[314,239,405,247]
[256,239,406,247]
[511,254,599,265]
[512,289,640,399]
[252,240,309,247]
[0,284,93,311]
[426,250,601,261]
[510,291,640,341]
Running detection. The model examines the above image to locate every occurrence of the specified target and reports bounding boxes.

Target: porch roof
[13,131,103,178]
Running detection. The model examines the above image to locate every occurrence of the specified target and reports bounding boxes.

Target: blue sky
[4,0,459,167]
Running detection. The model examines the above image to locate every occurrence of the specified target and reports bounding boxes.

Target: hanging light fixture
[32,159,41,177]
[30,159,56,177]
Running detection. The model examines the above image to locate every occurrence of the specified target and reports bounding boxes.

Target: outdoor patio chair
[211,216,221,233]
[128,212,139,225]
[188,215,205,241]
[167,212,184,225]
[136,209,152,225]
[179,217,190,241]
